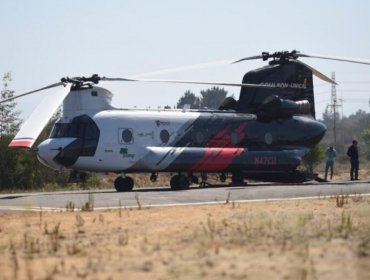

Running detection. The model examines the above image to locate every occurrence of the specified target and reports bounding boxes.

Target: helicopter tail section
[236,61,316,118]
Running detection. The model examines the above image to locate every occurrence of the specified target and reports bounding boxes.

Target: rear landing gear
[199,173,208,188]
[170,174,190,190]
[231,172,245,185]
[150,172,158,182]
[219,173,227,183]
[114,176,134,192]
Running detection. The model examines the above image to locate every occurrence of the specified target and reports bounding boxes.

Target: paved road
[0,180,369,212]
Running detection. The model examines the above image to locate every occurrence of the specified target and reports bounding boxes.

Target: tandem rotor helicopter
[2,50,370,191]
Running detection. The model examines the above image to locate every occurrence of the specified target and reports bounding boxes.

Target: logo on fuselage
[155,120,170,127]
[120,148,135,159]
[260,82,307,89]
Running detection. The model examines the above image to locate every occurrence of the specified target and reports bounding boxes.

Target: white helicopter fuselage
[74,109,201,172]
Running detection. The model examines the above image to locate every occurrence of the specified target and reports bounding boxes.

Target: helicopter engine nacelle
[258,95,311,119]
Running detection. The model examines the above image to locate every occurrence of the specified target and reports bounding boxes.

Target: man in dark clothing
[347,140,359,180]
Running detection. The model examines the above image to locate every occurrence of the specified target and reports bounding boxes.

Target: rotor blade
[9,85,70,148]
[297,53,370,66]
[127,59,236,78]
[137,78,278,88]
[232,55,264,64]
[102,77,280,89]
[293,60,338,85]
[0,81,64,104]
[101,77,138,82]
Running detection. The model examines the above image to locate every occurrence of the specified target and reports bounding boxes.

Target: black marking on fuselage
[155,147,175,167]
[171,113,325,150]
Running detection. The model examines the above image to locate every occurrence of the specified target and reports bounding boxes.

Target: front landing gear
[170,174,190,190]
[114,176,134,192]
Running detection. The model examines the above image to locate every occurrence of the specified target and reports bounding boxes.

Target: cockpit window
[51,123,82,138]
[50,115,99,140]
[84,123,99,139]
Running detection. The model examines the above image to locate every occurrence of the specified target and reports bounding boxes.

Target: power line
[326,72,342,148]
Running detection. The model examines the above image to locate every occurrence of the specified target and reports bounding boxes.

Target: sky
[1,0,370,121]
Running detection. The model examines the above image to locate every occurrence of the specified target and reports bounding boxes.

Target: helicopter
[2,50,370,192]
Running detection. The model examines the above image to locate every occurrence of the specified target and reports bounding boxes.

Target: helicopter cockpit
[36,115,101,170]
[51,115,99,141]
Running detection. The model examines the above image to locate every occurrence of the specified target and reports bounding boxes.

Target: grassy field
[1,196,370,280]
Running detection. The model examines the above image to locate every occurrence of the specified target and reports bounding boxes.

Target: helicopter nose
[37,138,77,170]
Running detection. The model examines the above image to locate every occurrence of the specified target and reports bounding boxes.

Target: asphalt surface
[0,180,369,212]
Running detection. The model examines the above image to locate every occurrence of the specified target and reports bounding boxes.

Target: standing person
[324,144,336,181]
[347,140,359,180]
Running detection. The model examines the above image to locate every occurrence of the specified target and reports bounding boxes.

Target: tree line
[321,108,370,161]
[176,87,230,109]
[0,73,68,190]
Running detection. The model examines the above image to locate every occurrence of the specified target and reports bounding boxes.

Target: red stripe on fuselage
[235,123,247,140]
[206,122,247,148]
[189,148,245,172]
[207,124,233,147]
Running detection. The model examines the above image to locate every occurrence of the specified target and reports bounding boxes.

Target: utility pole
[327,72,342,148]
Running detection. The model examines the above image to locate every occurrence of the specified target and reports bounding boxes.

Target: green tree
[302,144,325,173]
[0,72,20,137]
[0,77,68,191]
[199,87,228,109]
[0,129,68,190]
[177,87,231,110]
[362,128,370,160]
[0,135,20,188]
[321,109,370,161]
[177,90,200,109]
[0,72,22,190]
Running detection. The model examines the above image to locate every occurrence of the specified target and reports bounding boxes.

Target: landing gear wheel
[188,174,199,184]
[150,172,158,182]
[114,176,134,192]
[231,173,245,185]
[199,173,208,188]
[170,174,190,190]
[219,173,227,183]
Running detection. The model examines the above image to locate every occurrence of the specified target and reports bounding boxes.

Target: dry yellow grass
[1,197,370,280]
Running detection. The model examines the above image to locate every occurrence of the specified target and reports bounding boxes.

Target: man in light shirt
[324,144,336,181]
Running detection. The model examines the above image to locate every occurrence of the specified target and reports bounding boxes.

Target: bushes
[0,135,68,191]
[302,144,325,173]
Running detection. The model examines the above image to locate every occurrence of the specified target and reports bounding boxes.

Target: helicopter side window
[160,129,170,143]
[121,129,133,144]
